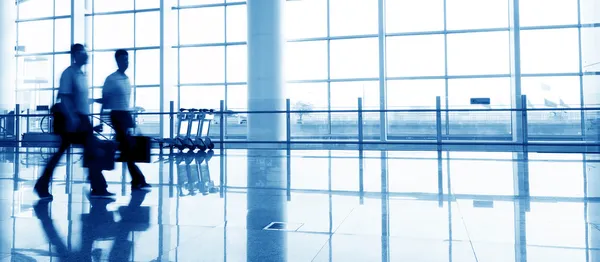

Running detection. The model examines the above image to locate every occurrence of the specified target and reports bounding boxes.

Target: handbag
[116,135,152,163]
[83,139,117,171]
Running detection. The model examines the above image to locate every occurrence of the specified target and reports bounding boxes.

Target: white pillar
[247,0,286,142]
[0,1,16,110]
[159,0,177,139]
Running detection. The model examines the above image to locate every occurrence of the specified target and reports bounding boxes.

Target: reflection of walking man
[101,49,151,191]
[35,43,114,200]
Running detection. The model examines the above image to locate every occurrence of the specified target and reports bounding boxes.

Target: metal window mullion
[52,0,57,104]
[377,0,387,142]
[443,0,450,136]
[177,0,181,110]
[224,4,228,139]
[326,0,332,136]
[133,1,138,109]
[576,0,586,138]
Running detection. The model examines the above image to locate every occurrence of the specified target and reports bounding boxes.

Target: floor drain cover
[263,222,303,231]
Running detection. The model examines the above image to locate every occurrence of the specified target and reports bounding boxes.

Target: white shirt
[58,65,89,114]
[102,71,132,111]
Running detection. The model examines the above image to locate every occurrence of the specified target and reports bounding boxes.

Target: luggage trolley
[192,108,215,151]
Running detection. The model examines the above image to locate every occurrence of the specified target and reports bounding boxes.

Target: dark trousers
[36,114,108,192]
[110,110,147,186]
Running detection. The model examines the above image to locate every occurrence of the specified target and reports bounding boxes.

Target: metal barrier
[0,95,599,153]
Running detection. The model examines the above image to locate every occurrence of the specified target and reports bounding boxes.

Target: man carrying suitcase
[101,49,151,191]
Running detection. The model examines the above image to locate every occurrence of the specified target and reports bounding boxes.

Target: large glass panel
[92,51,134,87]
[285,0,327,39]
[519,0,578,27]
[93,0,135,13]
[330,37,379,79]
[17,0,53,20]
[329,0,378,37]
[136,11,160,47]
[286,41,328,81]
[180,85,224,110]
[54,18,71,53]
[447,78,512,137]
[386,34,445,77]
[520,28,580,74]
[447,31,510,76]
[179,47,225,84]
[522,76,582,137]
[580,0,600,24]
[288,83,329,137]
[226,45,247,83]
[330,81,379,137]
[581,27,600,73]
[136,0,160,9]
[54,54,72,88]
[135,49,160,85]
[55,0,72,16]
[17,20,53,54]
[386,0,444,33]
[226,84,247,137]
[135,87,160,134]
[583,76,600,141]
[179,0,223,6]
[16,89,54,110]
[226,4,247,42]
[386,79,445,137]
[93,14,134,49]
[446,0,509,30]
[18,56,53,90]
[179,7,224,45]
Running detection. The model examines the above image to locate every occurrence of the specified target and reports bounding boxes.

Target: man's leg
[79,114,113,197]
[35,137,71,199]
[111,111,150,190]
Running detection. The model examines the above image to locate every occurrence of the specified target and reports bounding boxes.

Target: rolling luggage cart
[158,109,196,151]
[192,108,215,151]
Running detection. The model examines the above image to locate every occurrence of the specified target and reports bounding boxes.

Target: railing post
[521,95,528,151]
[169,101,174,140]
[219,100,225,191]
[358,97,364,150]
[15,104,20,149]
[286,99,291,149]
[219,100,224,151]
[436,96,442,151]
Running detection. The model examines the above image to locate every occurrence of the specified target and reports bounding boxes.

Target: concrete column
[0,1,16,110]
[587,154,600,261]
[159,0,177,139]
[246,1,288,261]
[247,0,286,142]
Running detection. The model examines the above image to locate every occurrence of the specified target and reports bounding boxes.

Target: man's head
[70,43,88,66]
[115,49,129,73]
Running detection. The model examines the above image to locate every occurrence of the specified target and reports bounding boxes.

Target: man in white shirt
[102,49,150,191]
[35,43,114,199]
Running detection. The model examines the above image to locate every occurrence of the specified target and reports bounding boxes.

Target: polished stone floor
[0,148,599,261]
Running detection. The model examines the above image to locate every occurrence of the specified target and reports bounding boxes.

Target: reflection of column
[508,0,524,143]
[513,152,529,262]
[0,0,16,110]
[0,164,13,256]
[586,154,600,261]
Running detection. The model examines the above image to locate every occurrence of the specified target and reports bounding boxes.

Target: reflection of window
[179,7,224,45]
[329,0,378,36]
[226,45,247,83]
[287,83,328,109]
[92,51,134,86]
[135,49,160,85]
[446,0,509,30]
[330,37,379,79]
[17,20,53,54]
[447,31,510,75]
[93,14,134,49]
[519,0,578,27]
[18,0,53,20]
[227,84,247,110]
[136,11,160,47]
[180,85,224,109]
[520,29,579,74]
[387,80,445,109]
[286,41,328,81]
[54,18,71,52]
[226,4,247,42]
[386,0,444,33]
[386,35,445,77]
[330,81,379,109]
[179,47,225,84]
[447,78,511,108]
[285,0,327,39]
[93,0,134,13]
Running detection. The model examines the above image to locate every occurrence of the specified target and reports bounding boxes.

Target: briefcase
[83,140,117,171]
[117,136,152,163]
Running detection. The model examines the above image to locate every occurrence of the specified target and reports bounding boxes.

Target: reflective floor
[0,148,599,261]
